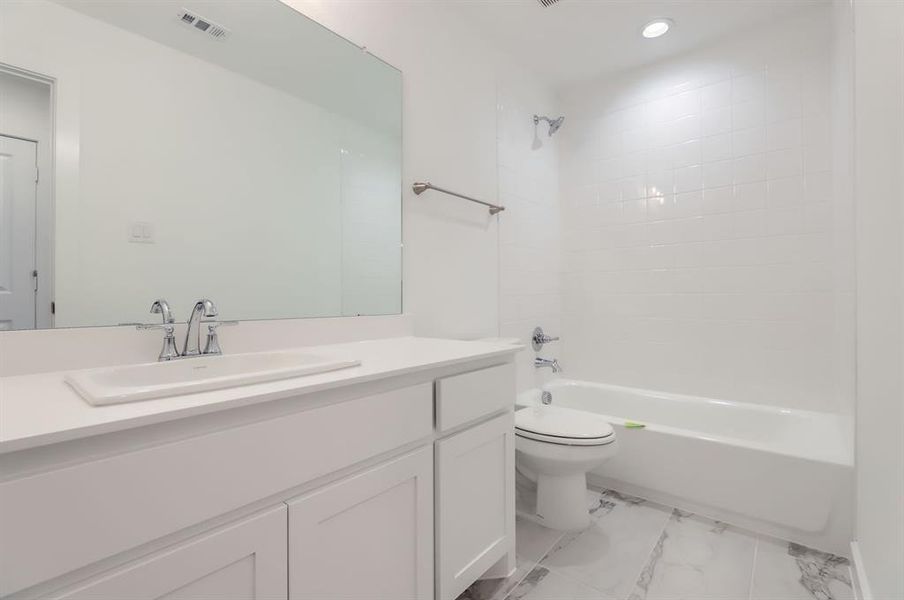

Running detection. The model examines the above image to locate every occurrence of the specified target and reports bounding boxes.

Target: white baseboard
[850,542,873,600]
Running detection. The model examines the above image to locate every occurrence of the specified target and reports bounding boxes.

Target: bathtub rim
[517,378,854,468]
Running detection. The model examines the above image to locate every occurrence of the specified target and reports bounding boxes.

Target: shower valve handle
[532,326,560,351]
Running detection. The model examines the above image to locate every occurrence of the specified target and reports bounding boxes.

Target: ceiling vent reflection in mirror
[537,0,561,6]
[177,9,231,40]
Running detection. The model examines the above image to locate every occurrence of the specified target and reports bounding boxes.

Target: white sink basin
[65,350,361,406]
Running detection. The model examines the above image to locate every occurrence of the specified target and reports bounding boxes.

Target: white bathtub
[517,379,854,555]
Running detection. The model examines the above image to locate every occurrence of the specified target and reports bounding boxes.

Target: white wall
[0,0,401,327]
[556,7,855,413]
[852,0,904,597]
[496,69,562,392]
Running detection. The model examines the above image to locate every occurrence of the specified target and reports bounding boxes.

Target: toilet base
[535,472,591,531]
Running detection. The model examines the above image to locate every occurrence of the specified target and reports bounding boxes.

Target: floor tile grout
[512,512,614,598]
[617,508,675,600]
[499,520,567,600]
[747,537,760,600]
[499,558,534,600]
[526,498,675,600]
[532,537,594,590]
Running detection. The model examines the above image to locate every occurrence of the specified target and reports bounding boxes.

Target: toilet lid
[515,405,615,446]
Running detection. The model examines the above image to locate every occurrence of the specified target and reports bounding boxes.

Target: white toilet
[515,404,618,531]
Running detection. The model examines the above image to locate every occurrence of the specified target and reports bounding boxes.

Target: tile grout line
[746,537,760,600]
[532,544,621,597]
[530,529,580,579]
[532,493,600,583]
[498,563,534,600]
[523,502,616,594]
[581,487,684,599]
[499,525,567,600]
[619,508,676,600]
[538,501,676,599]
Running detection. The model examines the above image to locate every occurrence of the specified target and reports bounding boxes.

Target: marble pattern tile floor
[458,486,853,600]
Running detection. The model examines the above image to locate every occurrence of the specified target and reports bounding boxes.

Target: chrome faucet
[137,298,236,361]
[183,299,218,357]
[534,357,562,373]
[151,298,175,325]
[136,299,180,361]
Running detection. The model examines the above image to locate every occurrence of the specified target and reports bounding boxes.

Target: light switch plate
[128,222,155,244]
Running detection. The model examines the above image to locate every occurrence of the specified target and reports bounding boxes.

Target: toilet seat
[515,405,615,447]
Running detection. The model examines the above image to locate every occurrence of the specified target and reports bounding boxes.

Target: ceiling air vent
[176,9,231,40]
[537,0,561,6]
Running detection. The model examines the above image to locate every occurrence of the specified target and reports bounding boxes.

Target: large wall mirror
[0,0,402,330]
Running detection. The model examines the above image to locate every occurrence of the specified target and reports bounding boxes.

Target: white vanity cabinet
[0,344,517,600]
[434,365,517,600]
[47,506,288,600]
[287,447,434,600]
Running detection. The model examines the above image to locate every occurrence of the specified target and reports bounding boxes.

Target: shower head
[533,114,565,137]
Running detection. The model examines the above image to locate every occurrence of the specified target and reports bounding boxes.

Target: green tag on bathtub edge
[624,421,646,429]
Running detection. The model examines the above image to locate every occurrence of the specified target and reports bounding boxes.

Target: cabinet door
[287,447,433,600]
[435,412,515,600]
[50,506,287,600]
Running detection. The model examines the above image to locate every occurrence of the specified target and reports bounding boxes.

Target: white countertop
[0,336,521,454]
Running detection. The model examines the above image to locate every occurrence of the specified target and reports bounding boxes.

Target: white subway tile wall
[557,7,854,412]
[497,71,562,393]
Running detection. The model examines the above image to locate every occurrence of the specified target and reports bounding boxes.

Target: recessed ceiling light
[642,19,672,39]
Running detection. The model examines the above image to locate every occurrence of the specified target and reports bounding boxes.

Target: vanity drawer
[0,383,432,596]
[435,363,515,432]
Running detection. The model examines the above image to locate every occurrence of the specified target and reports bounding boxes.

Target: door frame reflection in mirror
[0,63,55,331]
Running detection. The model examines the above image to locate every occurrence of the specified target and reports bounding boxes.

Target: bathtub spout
[535,357,562,373]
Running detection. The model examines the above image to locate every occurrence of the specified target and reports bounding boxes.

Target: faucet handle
[202,320,238,356]
[136,323,180,361]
